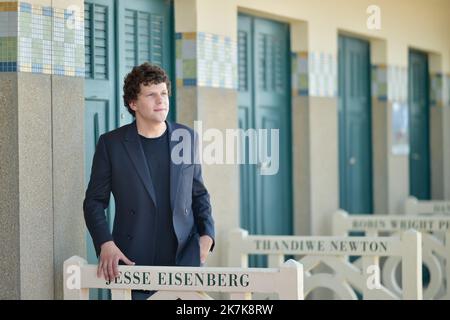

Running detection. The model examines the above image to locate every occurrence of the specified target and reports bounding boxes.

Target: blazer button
[130,210,135,215]
[127,235,133,240]
[184,208,188,215]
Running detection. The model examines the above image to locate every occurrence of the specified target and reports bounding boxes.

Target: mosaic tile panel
[197,32,237,89]
[445,74,450,107]
[291,51,308,97]
[430,72,443,107]
[176,32,237,89]
[388,65,408,103]
[308,51,337,98]
[372,64,387,102]
[0,1,18,71]
[0,1,84,76]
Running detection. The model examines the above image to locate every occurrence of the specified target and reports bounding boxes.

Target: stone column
[0,0,85,299]
[174,0,240,268]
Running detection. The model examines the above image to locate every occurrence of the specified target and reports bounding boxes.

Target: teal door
[338,35,373,214]
[84,0,116,300]
[116,0,174,126]
[408,50,431,285]
[84,0,173,299]
[409,50,430,200]
[238,14,293,267]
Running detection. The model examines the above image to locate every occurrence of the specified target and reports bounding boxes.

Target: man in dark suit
[83,63,215,300]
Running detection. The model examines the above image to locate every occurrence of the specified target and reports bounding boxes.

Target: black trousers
[131,290,155,300]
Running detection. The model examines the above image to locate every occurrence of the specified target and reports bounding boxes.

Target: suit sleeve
[191,131,215,251]
[83,134,113,256]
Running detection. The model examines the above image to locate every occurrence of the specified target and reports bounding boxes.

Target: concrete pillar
[298,24,339,236]
[0,0,85,299]
[386,43,409,214]
[370,39,389,214]
[52,75,85,300]
[174,0,240,268]
[429,54,445,200]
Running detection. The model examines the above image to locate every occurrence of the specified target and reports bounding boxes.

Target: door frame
[408,48,431,200]
[237,12,293,237]
[338,34,374,214]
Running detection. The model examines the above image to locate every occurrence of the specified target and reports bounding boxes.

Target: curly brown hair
[122,62,171,117]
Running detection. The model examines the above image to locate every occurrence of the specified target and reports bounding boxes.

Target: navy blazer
[83,121,215,267]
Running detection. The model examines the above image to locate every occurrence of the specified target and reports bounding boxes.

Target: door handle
[257,161,270,170]
[349,157,357,166]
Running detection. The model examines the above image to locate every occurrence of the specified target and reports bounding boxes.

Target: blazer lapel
[168,121,183,212]
[123,121,157,207]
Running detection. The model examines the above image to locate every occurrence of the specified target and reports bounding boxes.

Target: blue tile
[175,33,182,40]
[32,63,43,73]
[54,65,64,75]
[183,78,197,86]
[75,67,85,77]
[43,7,53,17]
[20,2,32,13]
[0,61,17,72]
[378,95,387,102]
[64,9,74,20]
[299,89,309,96]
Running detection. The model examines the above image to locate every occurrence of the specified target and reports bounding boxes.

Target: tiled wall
[387,65,408,103]
[292,51,337,98]
[176,32,237,89]
[372,64,387,102]
[0,1,18,71]
[444,73,450,107]
[308,52,337,98]
[0,1,84,76]
[386,66,408,155]
[291,51,308,97]
[430,72,443,107]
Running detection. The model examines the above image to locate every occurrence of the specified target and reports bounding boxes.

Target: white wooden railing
[333,210,450,299]
[228,229,422,300]
[405,196,450,216]
[63,256,304,300]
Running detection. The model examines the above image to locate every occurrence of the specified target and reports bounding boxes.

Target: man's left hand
[199,235,213,264]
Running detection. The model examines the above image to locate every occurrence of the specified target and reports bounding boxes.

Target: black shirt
[139,128,177,266]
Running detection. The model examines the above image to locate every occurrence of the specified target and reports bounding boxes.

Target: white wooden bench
[228,229,422,300]
[63,256,303,300]
[333,210,450,299]
[405,196,450,216]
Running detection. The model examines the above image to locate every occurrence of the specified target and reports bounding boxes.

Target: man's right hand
[97,241,135,282]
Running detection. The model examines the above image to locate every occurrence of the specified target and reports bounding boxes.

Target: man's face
[130,82,169,124]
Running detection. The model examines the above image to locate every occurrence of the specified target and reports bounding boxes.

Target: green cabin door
[116,0,174,126]
[84,0,116,300]
[338,35,373,214]
[408,50,431,285]
[408,50,430,200]
[84,0,173,299]
[238,14,293,267]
